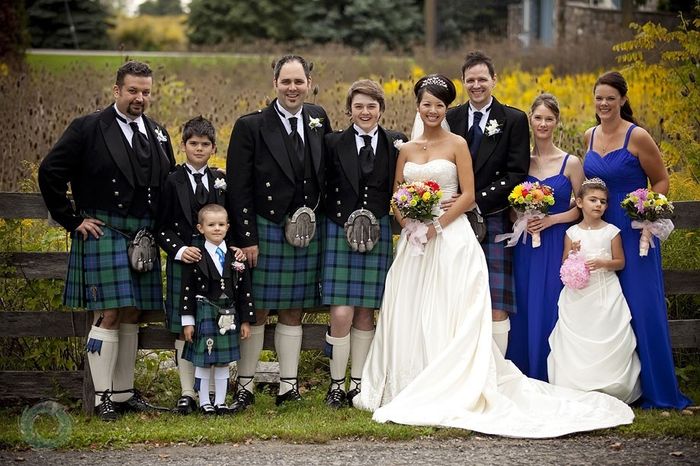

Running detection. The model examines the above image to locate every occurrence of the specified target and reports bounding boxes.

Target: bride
[353,74,634,438]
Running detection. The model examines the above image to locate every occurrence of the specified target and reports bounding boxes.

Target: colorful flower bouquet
[392,180,442,255]
[560,252,590,289]
[621,189,675,256]
[495,181,555,248]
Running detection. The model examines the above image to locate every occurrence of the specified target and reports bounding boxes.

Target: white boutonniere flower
[308,117,323,131]
[393,139,404,150]
[213,178,227,191]
[485,119,502,137]
[232,261,245,272]
[154,127,168,142]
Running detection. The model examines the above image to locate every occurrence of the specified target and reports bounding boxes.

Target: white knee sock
[86,326,119,406]
[195,366,211,407]
[209,366,216,395]
[214,365,229,406]
[349,327,374,391]
[237,324,265,392]
[174,339,195,398]
[492,318,511,356]
[275,323,302,395]
[112,323,139,403]
[326,332,350,391]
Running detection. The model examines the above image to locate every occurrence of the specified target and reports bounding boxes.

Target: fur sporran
[127,228,158,272]
[344,209,380,253]
[284,206,316,248]
[466,209,487,243]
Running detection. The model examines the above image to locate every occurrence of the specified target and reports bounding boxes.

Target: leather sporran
[466,209,487,243]
[284,206,316,248]
[127,228,158,272]
[344,209,380,253]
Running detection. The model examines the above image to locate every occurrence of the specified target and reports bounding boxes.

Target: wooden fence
[1,192,698,414]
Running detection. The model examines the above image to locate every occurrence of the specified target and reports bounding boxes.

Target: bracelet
[432,218,443,235]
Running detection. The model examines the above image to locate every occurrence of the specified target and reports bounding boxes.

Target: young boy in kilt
[156,116,233,414]
[322,80,407,407]
[180,204,255,415]
[38,61,175,420]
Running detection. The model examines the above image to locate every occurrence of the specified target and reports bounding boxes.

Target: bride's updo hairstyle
[414,74,456,107]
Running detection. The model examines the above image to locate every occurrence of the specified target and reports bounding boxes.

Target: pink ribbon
[404,219,429,256]
[495,211,543,247]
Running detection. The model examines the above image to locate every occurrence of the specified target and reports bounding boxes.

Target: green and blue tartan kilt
[482,211,516,314]
[321,216,393,309]
[183,298,240,367]
[64,209,163,311]
[252,215,321,310]
[165,235,205,334]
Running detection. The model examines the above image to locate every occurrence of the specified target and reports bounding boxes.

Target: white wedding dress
[354,159,634,438]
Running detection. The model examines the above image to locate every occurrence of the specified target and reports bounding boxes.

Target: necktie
[215,247,225,270]
[128,121,151,161]
[192,172,208,205]
[359,134,374,177]
[288,117,305,163]
[468,111,484,158]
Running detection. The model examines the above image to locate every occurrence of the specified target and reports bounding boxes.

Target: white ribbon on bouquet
[495,210,545,248]
[630,219,674,256]
[404,219,429,256]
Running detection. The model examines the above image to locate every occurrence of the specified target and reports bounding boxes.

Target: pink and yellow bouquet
[560,252,590,289]
[621,189,674,256]
[392,180,442,255]
[496,181,555,248]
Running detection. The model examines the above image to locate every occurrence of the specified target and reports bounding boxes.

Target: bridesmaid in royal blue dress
[507,93,584,381]
[583,71,690,409]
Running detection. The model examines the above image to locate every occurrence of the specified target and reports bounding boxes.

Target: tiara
[420,76,448,89]
[581,177,607,187]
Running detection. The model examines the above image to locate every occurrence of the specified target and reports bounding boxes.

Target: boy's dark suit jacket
[324,125,407,225]
[226,100,332,247]
[446,97,530,215]
[156,164,226,255]
[179,249,256,325]
[39,106,175,232]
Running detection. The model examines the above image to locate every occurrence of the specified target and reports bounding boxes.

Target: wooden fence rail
[1,192,698,413]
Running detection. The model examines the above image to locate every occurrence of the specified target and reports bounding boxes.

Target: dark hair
[345,79,385,115]
[182,116,216,145]
[577,178,609,198]
[461,50,495,79]
[198,203,228,224]
[414,74,456,107]
[594,71,637,125]
[116,61,152,87]
[530,93,560,121]
[273,55,312,80]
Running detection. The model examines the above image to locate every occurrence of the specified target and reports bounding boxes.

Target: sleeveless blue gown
[584,124,690,409]
[508,154,573,381]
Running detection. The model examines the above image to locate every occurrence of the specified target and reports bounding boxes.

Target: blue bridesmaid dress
[508,154,573,381]
[584,124,691,409]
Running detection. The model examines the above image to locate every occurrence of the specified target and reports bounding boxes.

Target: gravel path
[2,436,698,465]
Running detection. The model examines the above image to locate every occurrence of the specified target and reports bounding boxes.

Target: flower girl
[547,178,641,403]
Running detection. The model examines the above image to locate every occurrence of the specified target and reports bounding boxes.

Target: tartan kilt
[183,298,240,367]
[165,235,204,334]
[64,209,163,311]
[252,215,322,310]
[482,211,516,314]
[321,216,393,308]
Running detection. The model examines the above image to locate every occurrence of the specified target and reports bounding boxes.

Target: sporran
[344,208,380,253]
[284,206,316,248]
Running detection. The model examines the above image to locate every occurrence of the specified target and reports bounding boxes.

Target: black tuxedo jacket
[38,106,175,231]
[446,97,530,215]
[324,125,407,225]
[156,164,226,256]
[179,248,256,325]
[226,100,332,247]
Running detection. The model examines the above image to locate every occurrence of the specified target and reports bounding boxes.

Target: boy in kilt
[322,80,407,407]
[38,61,175,421]
[180,204,255,415]
[226,55,332,411]
[156,116,234,414]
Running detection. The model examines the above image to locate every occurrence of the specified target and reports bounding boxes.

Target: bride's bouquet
[495,182,555,248]
[392,180,442,255]
[621,188,674,256]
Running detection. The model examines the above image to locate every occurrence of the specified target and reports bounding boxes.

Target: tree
[139,0,182,16]
[0,0,29,64]
[27,0,111,49]
[435,0,520,47]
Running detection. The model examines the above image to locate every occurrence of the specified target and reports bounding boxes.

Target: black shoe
[276,378,302,406]
[209,391,216,405]
[230,388,255,414]
[346,377,361,408]
[115,389,168,414]
[200,403,216,416]
[176,395,197,415]
[215,404,231,415]
[325,388,346,409]
[95,391,118,422]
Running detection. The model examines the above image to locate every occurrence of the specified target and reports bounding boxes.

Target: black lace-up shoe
[230,389,255,414]
[176,395,197,415]
[95,391,118,422]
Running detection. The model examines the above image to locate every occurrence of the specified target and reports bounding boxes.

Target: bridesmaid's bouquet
[560,252,590,289]
[621,189,675,256]
[392,180,442,255]
[496,182,555,248]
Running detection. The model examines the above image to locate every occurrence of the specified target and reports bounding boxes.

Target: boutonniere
[393,139,404,150]
[485,119,502,137]
[308,117,323,131]
[232,261,245,272]
[154,127,168,142]
[213,178,227,191]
